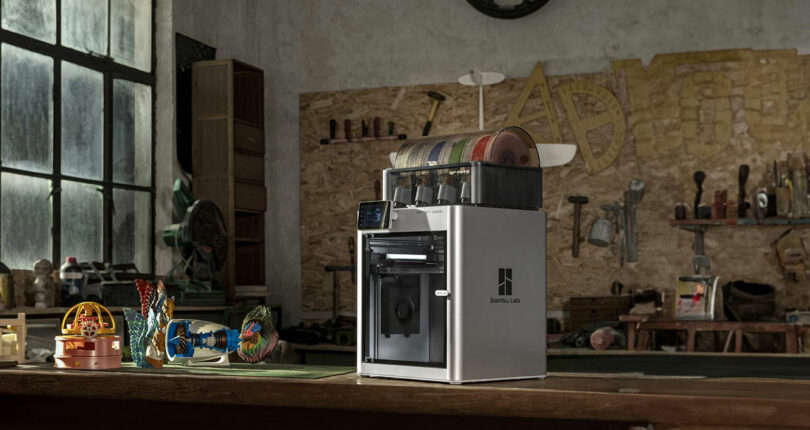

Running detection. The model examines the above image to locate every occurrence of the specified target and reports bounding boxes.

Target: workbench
[3,364,810,429]
[621,315,803,353]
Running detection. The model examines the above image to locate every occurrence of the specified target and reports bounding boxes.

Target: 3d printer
[357,127,552,384]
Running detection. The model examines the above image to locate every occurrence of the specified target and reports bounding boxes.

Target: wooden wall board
[300,49,810,321]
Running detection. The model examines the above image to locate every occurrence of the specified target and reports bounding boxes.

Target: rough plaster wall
[166,0,810,324]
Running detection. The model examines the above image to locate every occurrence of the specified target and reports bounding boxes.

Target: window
[0,0,154,272]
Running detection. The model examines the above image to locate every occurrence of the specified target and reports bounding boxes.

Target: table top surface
[2,363,810,427]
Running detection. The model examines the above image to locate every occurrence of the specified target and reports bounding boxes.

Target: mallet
[422,91,446,136]
[568,195,589,258]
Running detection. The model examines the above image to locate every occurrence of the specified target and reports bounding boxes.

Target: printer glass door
[362,232,447,367]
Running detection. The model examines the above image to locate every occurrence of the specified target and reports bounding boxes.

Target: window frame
[0,0,156,272]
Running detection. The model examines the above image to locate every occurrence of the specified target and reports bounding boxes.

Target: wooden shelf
[235,208,263,215]
[234,178,264,187]
[193,59,266,302]
[235,237,263,243]
[233,147,264,157]
[233,117,263,130]
[670,217,810,227]
[319,134,407,145]
[0,305,232,317]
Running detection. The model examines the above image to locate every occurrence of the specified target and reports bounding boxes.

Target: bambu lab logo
[491,268,520,304]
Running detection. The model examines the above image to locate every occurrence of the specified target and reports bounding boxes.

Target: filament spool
[394,127,538,169]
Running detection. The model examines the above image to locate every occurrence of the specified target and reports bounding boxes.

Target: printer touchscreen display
[358,201,391,230]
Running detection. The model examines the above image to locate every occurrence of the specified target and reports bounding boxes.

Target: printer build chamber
[363,233,447,367]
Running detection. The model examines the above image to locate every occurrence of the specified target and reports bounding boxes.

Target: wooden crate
[0,313,26,364]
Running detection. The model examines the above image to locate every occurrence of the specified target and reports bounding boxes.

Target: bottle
[60,257,83,304]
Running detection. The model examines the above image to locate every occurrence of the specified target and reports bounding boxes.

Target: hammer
[422,91,446,136]
[568,195,589,258]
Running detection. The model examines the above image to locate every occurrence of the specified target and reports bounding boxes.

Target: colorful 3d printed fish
[237,305,279,363]
[123,280,174,368]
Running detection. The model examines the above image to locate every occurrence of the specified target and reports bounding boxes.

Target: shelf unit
[671,217,810,274]
[192,59,267,303]
[670,218,810,227]
[0,306,232,318]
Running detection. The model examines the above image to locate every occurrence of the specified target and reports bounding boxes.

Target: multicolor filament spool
[394,127,538,169]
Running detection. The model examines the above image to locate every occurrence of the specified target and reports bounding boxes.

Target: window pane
[113,80,152,186]
[62,62,103,180]
[0,173,52,270]
[61,181,103,263]
[61,0,107,55]
[1,0,56,43]
[113,189,150,272]
[1,44,53,173]
[111,0,151,71]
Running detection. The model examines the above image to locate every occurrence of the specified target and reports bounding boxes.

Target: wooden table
[621,315,801,353]
[4,364,810,429]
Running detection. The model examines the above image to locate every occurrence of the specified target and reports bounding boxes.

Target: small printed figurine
[237,305,279,363]
[33,259,55,309]
[123,279,175,368]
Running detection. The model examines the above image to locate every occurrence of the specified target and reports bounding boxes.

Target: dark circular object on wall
[467,0,551,19]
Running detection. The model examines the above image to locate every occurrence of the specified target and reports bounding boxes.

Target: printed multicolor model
[54,302,121,370]
[165,319,240,366]
[123,280,175,368]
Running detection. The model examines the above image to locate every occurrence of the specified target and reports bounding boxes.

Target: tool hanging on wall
[361,119,369,138]
[320,118,406,145]
[568,196,589,257]
[776,160,791,217]
[557,81,626,175]
[624,179,645,263]
[422,91,446,136]
[458,70,505,130]
[588,179,645,265]
[588,206,614,247]
[789,154,808,217]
